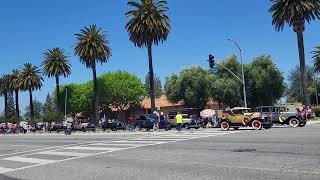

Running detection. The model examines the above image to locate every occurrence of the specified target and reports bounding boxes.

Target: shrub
[313,106,320,117]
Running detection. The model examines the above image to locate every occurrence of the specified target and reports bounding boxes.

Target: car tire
[299,122,306,127]
[221,121,230,131]
[252,120,262,130]
[233,127,239,130]
[289,118,299,128]
[134,125,141,131]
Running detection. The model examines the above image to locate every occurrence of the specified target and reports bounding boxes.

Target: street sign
[211,67,219,73]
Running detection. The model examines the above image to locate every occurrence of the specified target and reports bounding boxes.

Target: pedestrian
[175,112,183,131]
[153,111,159,131]
[159,112,166,130]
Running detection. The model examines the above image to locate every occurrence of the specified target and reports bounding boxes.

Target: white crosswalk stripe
[0,129,240,174]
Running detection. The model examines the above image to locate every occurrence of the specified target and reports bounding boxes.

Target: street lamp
[227,38,247,108]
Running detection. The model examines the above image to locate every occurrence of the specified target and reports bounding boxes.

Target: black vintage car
[255,106,306,128]
[134,114,170,131]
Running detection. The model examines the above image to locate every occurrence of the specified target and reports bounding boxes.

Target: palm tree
[0,74,11,119]
[42,47,71,112]
[20,63,43,121]
[74,25,111,122]
[125,0,170,112]
[10,69,21,119]
[269,0,320,106]
[313,46,320,72]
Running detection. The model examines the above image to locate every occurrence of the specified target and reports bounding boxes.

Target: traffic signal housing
[209,54,215,69]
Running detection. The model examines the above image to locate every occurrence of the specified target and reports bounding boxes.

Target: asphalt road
[0,123,320,180]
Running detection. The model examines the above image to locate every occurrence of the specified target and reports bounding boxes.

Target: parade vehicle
[220,107,272,131]
[134,114,171,131]
[73,116,96,132]
[168,108,201,129]
[255,106,306,128]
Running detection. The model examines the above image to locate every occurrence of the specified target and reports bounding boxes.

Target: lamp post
[227,38,247,108]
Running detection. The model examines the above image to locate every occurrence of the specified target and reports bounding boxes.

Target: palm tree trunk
[147,42,156,112]
[55,75,60,112]
[296,31,311,106]
[15,89,19,119]
[92,62,99,123]
[4,92,8,119]
[29,88,34,121]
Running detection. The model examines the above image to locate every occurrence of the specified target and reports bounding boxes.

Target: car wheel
[233,127,239,130]
[221,121,230,131]
[289,118,299,128]
[299,122,306,127]
[252,120,262,130]
[134,125,141,131]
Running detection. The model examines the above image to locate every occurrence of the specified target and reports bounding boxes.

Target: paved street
[0,123,319,180]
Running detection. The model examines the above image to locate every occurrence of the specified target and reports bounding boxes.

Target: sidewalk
[307,118,320,125]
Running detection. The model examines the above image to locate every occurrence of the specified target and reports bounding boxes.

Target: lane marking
[0,130,241,174]
[113,140,166,144]
[37,151,92,157]
[0,167,13,174]
[63,146,122,151]
[4,157,56,164]
[90,143,140,147]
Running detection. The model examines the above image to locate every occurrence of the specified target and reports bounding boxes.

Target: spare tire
[279,114,288,123]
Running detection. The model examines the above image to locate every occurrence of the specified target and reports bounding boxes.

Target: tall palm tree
[42,47,71,112]
[10,69,21,119]
[313,46,320,72]
[269,0,320,106]
[20,63,43,121]
[125,0,170,112]
[0,74,11,119]
[74,25,111,122]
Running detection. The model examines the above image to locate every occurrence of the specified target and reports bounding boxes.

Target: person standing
[153,111,159,131]
[159,112,166,130]
[176,112,183,131]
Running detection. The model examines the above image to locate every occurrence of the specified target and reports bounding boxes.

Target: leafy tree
[74,25,112,122]
[126,0,170,112]
[42,111,63,123]
[43,94,55,113]
[144,72,163,98]
[10,69,21,119]
[0,74,12,118]
[287,65,315,103]
[42,47,71,112]
[99,71,146,111]
[24,99,43,122]
[6,93,16,120]
[20,63,43,121]
[165,66,210,110]
[245,55,286,107]
[217,54,241,79]
[269,0,320,106]
[313,46,320,72]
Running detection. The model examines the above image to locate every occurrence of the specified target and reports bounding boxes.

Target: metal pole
[65,87,67,118]
[228,39,247,108]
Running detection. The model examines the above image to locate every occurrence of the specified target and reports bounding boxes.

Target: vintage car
[73,117,96,132]
[168,109,201,129]
[220,107,272,131]
[255,106,306,128]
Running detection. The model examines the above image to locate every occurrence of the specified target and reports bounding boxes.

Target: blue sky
[0,0,320,114]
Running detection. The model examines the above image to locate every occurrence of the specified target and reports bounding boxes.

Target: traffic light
[208,54,215,68]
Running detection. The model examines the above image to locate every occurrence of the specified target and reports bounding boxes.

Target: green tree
[144,72,162,98]
[6,93,16,120]
[0,74,11,118]
[99,71,146,111]
[10,69,21,119]
[287,65,315,103]
[42,111,63,123]
[126,0,170,112]
[269,0,320,106]
[165,66,210,110]
[24,99,43,122]
[20,63,43,121]
[313,46,320,72]
[43,94,55,113]
[245,55,286,107]
[74,25,112,122]
[42,47,71,112]
[217,54,241,79]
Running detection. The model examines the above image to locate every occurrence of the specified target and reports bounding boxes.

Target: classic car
[220,107,272,131]
[168,109,201,129]
[255,106,306,128]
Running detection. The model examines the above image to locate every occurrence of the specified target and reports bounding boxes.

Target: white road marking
[4,157,56,164]
[0,167,13,173]
[63,146,122,151]
[113,140,166,144]
[37,151,92,157]
[90,143,141,147]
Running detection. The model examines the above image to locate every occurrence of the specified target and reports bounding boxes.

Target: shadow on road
[0,174,24,180]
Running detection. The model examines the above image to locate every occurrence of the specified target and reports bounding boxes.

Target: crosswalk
[0,129,239,174]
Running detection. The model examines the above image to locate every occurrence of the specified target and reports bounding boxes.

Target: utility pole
[227,39,247,108]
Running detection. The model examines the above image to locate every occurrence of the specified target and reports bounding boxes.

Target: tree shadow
[0,174,24,180]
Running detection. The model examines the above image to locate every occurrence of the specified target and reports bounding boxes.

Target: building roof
[142,95,183,109]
